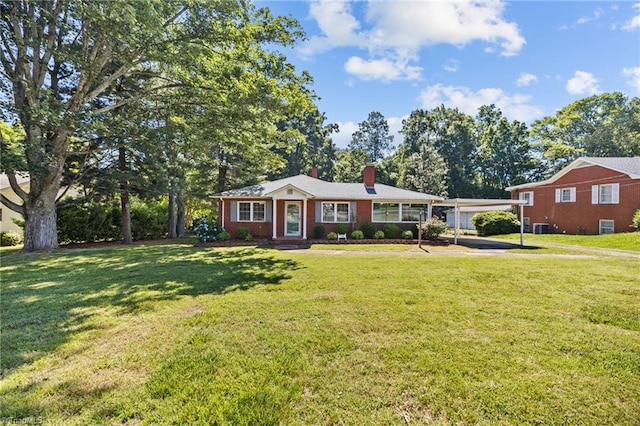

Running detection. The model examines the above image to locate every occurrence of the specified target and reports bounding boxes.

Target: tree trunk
[119,146,133,244]
[176,188,185,238]
[168,193,177,239]
[23,185,59,252]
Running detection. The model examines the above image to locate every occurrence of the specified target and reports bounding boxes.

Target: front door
[285,202,301,236]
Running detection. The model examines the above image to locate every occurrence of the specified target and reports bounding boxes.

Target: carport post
[454,200,460,245]
[519,203,524,246]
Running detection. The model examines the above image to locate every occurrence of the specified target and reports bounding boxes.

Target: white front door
[285,202,301,236]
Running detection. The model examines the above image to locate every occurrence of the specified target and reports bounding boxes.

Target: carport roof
[436,198,528,207]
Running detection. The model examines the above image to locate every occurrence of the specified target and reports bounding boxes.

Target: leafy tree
[0,0,310,251]
[400,142,448,197]
[531,92,640,176]
[333,148,370,183]
[349,111,394,163]
[475,105,535,198]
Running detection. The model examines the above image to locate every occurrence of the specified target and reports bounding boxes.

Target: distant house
[506,157,640,235]
[444,205,513,231]
[213,164,442,240]
[0,173,29,236]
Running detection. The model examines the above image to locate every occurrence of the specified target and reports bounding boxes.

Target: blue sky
[258,1,640,148]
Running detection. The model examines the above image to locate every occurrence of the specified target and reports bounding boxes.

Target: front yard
[1,242,639,424]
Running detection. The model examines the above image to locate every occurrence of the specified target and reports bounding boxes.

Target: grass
[493,232,640,252]
[1,243,639,425]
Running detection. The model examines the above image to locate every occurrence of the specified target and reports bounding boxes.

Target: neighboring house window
[322,202,350,222]
[555,187,576,203]
[523,217,530,232]
[599,219,614,235]
[237,201,265,221]
[519,191,534,206]
[373,203,428,222]
[592,183,619,204]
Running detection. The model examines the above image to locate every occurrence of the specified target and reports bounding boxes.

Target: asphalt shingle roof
[215,174,442,201]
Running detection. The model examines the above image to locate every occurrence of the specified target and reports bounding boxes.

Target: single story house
[213,164,442,240]
[444,205,512,230]
[506,157,640,235]
[0,173,30,236]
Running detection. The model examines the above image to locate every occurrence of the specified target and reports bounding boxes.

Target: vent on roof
[287,189,293,195]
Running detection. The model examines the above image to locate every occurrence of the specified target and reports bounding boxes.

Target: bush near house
[373,230,385,239]
[312,225,325,239]
[633,209,640,231]
[419,216,448,240]
[0,231,22,246]
[359,222,377,239]
[402,230,414,240]
[335,223,349,235]
[382,223,401,239]
[327,232,338,240]
[471,211,520,237]
[191,218,221,242]
[237,227,252,241]
[351,230,364,240]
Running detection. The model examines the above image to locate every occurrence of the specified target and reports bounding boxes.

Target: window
[237,201,266,222]
[322,202,350,223]
[373,203,428,222]
[555,187,576,203]
[599,220,614,235]
[592,183,619,204]
[519,191,534,206]
[523,217,530,232]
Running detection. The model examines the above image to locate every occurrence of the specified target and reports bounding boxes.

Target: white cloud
[622,3,640,31]
[443,59,460,73]
[418,84,544,123]
[566,71,600,95]
[301,0,525,82]
[516,72,538,87]
[622,67,640,92]
[576,9,603,25]
[344,56,422,81]
[333,120,358,149]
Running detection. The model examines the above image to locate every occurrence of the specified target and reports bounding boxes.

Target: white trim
[285,202,302,237]
[519,191,534,206]
[272,201,277,239]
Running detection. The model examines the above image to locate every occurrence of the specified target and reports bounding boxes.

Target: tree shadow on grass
[0,245,300,375]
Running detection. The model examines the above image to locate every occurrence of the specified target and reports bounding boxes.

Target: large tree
[348,111,394,163]
[0,0,307,251]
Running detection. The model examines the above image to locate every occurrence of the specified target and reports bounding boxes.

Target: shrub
[471,211,520,236]
[360,222,376,239]
[351,230,364,240]
[402,230,414,240]
[191,218,221,242]
[382,223,401,239]
[373,230,385,239]
[327,232,338,240]
[217,231,231,241]
[633,209,640,231]
[0,231,22,246]
[313,225,325,239]
[237,227,252,241]
[130,201,167,240]
[419,216,448,240]
[57,198,120,243]
[336,223,349,234]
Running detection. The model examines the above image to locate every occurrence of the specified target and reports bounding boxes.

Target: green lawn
[494,232,640,252]
[1,243,639,425]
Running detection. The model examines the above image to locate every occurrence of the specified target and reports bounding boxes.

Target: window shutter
[591,185,599,204]
[612,183,619,204]
[230,201,238,222]
[315,201,322,222]
[265,201,273,222]
[570,187,576,202]
[555,189,561,203]
[350,202,357,222]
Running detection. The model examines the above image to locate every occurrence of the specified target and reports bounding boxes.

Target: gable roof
[214,174,443,202]
[506,157,640,191]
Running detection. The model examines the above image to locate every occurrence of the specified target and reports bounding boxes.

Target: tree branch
[0,192,26,215]
[7,172,29,201]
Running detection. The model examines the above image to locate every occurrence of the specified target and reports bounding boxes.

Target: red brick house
[506,157,640,235]
[213,164,442,240]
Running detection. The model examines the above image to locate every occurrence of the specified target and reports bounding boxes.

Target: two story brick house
[506,157,640,235]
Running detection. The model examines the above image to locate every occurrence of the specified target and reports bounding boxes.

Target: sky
[257,0,640,148]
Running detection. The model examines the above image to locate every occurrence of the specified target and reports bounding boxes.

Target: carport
[435,198,529,246]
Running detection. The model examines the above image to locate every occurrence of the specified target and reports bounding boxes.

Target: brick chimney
[310,167,318,179]
[363,163,375,188]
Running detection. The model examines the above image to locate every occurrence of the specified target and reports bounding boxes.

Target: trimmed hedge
[471,211,520,236]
